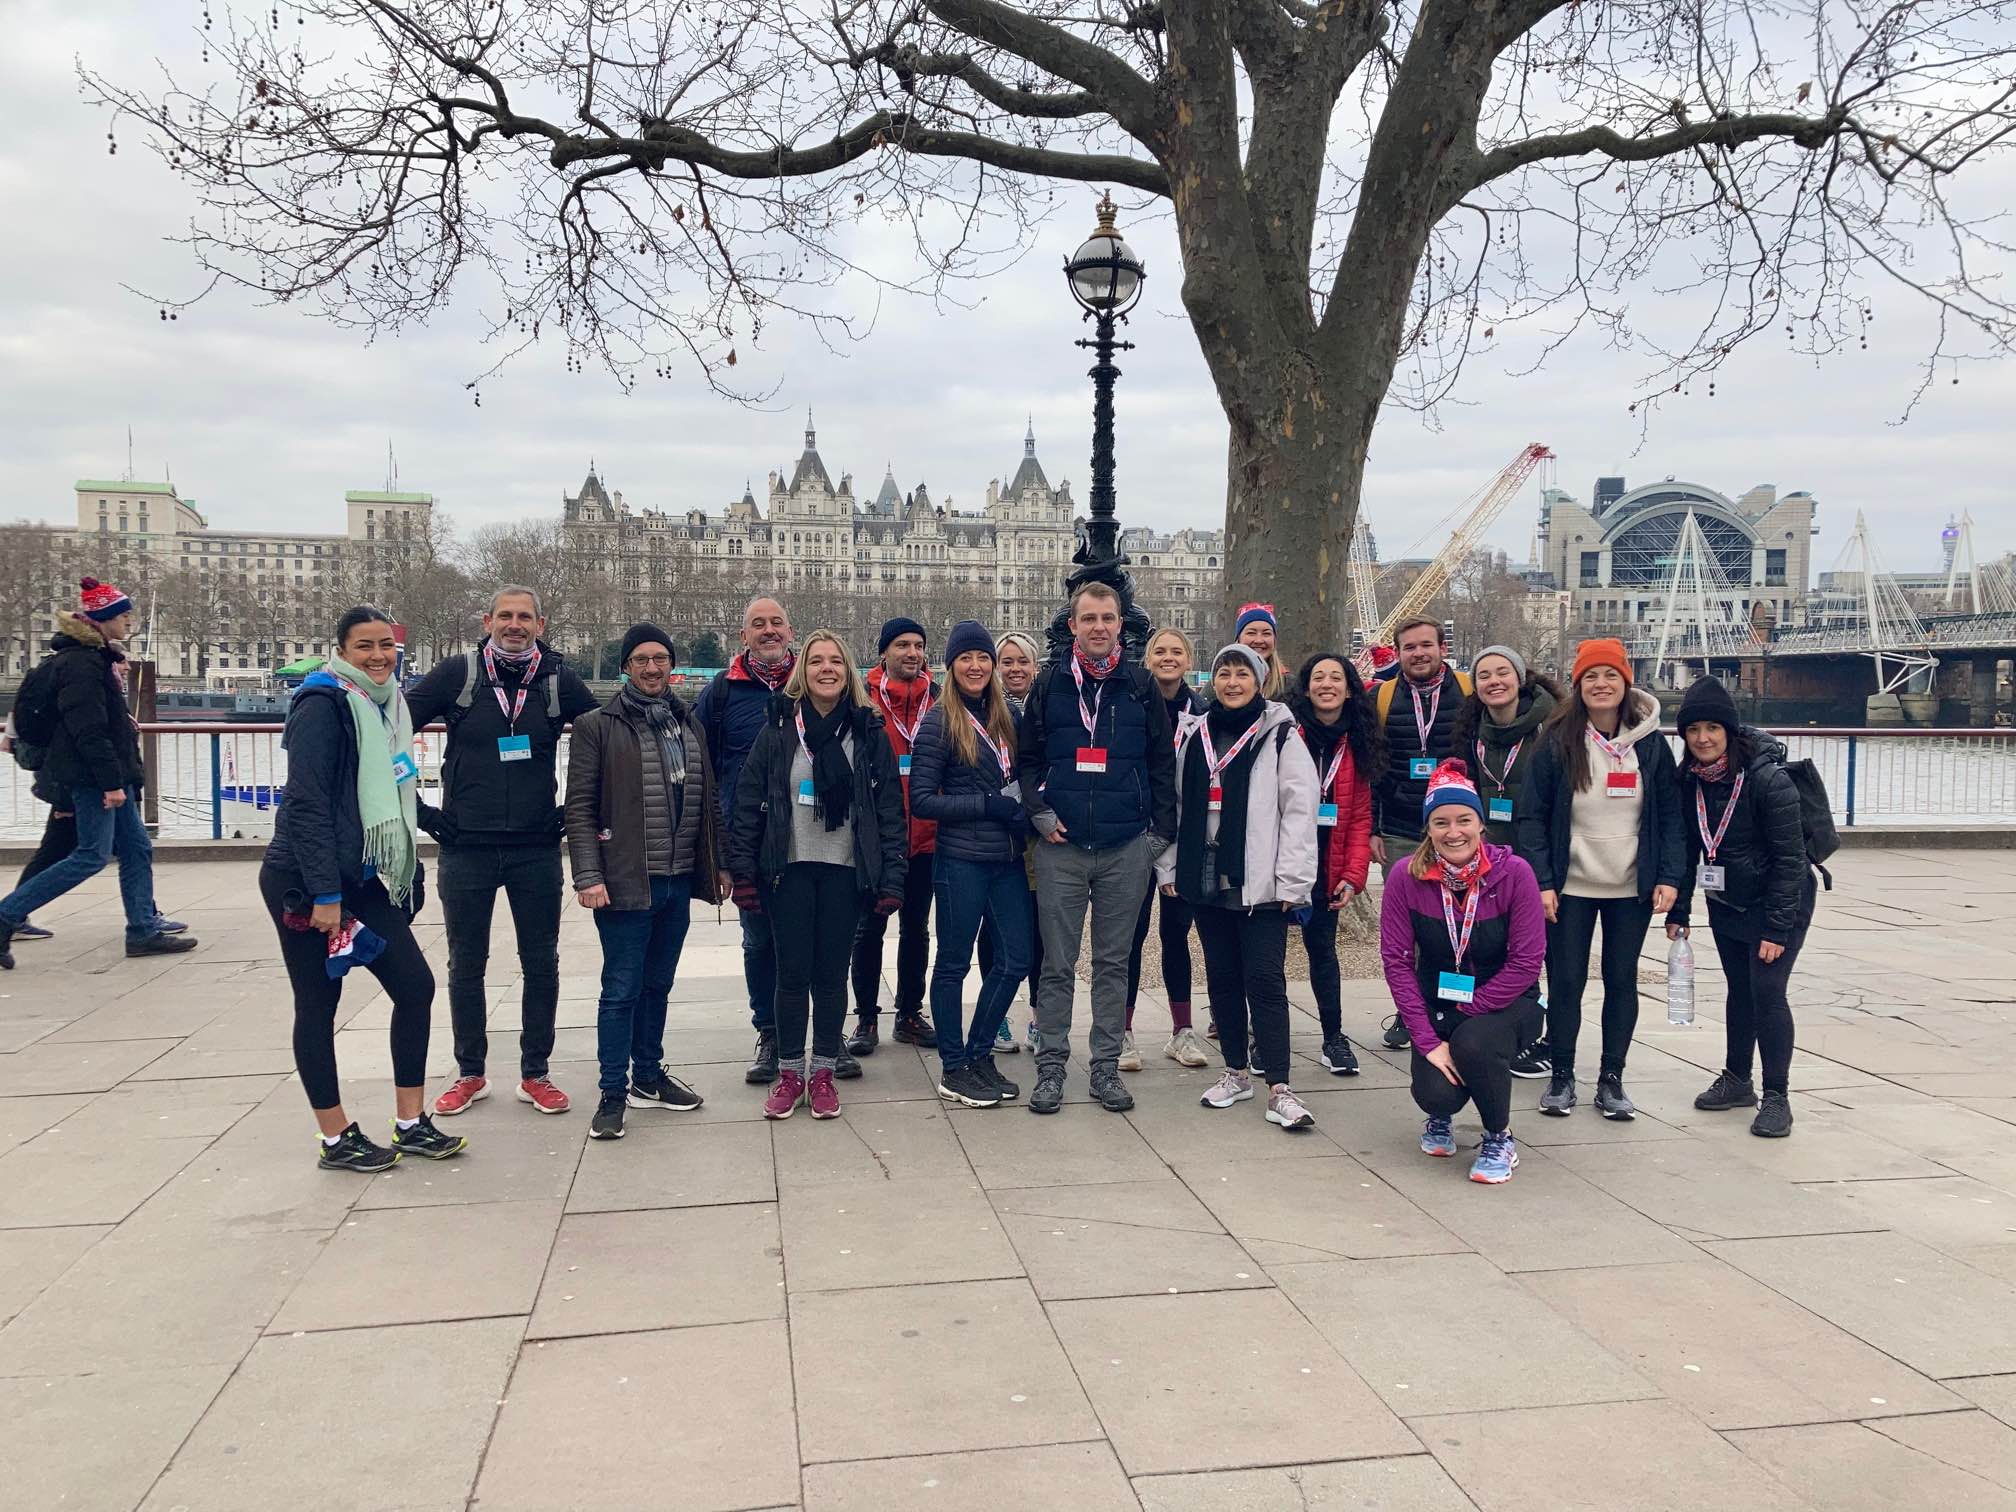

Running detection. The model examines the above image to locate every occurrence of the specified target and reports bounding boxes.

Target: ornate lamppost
[1046,192,1153,661]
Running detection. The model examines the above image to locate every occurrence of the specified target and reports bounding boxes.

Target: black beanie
[619,622,674,669]
[879,616,927,655]
[1676,676,1740,733]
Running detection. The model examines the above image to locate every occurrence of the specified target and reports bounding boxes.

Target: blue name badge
[1488,797,1514,823]
[390,750,419,787]
[1316,802,1339,826]
[898,753,913,776]
[797,778,818,807]
[1437,970,1476,1004]
[497,734,532,764]
[1410,757,1435,780]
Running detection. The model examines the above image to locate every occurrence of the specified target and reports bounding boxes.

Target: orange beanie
[1570,637,1632,687]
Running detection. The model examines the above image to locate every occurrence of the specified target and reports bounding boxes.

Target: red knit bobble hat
[1421,758,1485,822]
[79,577,133,623]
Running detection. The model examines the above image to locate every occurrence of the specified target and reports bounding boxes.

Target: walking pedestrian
[1666,677,1816,1139]
[696,596,799,1084]
[979,630,1044,1054]
[1234,602,1290,700]
[1371,617,1472,1048]
[1516,638,1683,1119]
[0,578,197,969]
[846,617,939,1058]
[910,620,1030,1109]
[1160,644,1321,1131]
[1123,627,1211,1070]
[1016,583,1178,1115]
[411,586,599,1119]
[564,622,721,1142]
[1291,650,1383,1076]
[1452,644,1560,1078]
[727,632,907,1121]
[1380,761,1546,1184]
[259,605,460,1172]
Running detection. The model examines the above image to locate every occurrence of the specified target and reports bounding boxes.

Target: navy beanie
[945,620,995,665]
[879,616,928,655]
[619,622,674,668]
[1676,676,1740,733]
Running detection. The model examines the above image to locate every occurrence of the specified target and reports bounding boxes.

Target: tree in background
[461,519,572,630]
[0,527,74,679]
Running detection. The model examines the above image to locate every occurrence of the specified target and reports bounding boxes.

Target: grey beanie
[1473,644,1527,684]
[1212,643,1269,686]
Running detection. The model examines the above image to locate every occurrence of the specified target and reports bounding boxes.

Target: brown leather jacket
[564,690,725,910]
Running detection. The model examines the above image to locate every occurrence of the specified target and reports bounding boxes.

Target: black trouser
[851,851,932,1020]
[773,863,860,1063]
[1192,903,1291,1086]
[978,881,1042,1011]
[19,808,79,890]
[437,842,562,1080]
[1712,922,1805,1094]
[1126,887,1195,1019]
[260,864,434,1111]
[1411,1004,1532,1134]
[1301,908,1343,1040]
[1546,893,1654,1076]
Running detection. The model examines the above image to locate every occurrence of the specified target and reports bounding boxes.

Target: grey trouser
[1032,833,1155,1074]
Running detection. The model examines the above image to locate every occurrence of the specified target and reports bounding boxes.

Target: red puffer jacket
[1302,724,1374,896]
[866,666,938,857]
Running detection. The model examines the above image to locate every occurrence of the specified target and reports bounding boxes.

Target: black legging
[1301,908,1343,1040]
[1125,887,1195,1025]
[851,852,932,1019]
[260,864,434,1110]
[1545,893,1654,1077]
[1411,1003,1536,1133]
[771,862,859,1063]
[1192,903,1291,1085]
[978,882,1042,1011]
[19,808,79,890]
[1712,923,1805,1094]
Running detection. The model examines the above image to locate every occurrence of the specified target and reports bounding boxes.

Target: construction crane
[1360,442,1555,652]
[1346,520,1382,655]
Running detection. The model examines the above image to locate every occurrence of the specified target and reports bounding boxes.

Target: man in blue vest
[1016,583,1177,1115]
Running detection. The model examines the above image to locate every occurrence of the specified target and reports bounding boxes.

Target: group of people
[2,572,1820,1184]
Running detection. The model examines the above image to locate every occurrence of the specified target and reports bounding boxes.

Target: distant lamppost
[1047,192,1152,660]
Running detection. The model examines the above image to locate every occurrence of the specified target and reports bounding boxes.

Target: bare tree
[0,526,73,679]
[153,565,242,682]
[461,518,573,628]
[84,1,2016,637]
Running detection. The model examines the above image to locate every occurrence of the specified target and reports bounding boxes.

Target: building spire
[805,407,815,449]
[1024,415,1036,456]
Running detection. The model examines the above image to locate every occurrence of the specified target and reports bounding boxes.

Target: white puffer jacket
[1155,700,1319,909]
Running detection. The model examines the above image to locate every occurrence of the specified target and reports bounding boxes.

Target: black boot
[746,1030,780,1086]
[846,1015,880,1056]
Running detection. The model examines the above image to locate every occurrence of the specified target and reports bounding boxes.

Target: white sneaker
[1118,1031,1143,1072]
[1266,1086,1316,1130]
[1200,1070,1254,1108]
[1165,1027,1211,1067]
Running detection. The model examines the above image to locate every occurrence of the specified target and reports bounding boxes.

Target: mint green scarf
[325,653,417,906]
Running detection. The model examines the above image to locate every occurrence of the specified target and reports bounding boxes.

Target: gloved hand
[873,895,902,917]
[731,878,763,914]
[985,794,1022,823]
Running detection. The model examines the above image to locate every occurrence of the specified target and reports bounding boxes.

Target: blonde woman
[910,621,1031,1107]
[980,628,1045,1051]
[726,631,908,1120]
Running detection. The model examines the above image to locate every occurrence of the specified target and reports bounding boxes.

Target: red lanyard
[1586,722,1635,764]
[793,704,815,765]
[1440,881,1481,972]
[1474,738,1521,794]
[876,680,931,745]
[1695,770,1746,861]
[1409,677,1443,752]
[1068,655,1106,741]
[968,709,1012,780]
[1198,717,1265,787]
[483,643,541,731]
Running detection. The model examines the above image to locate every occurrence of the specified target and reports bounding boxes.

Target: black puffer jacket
[37,612,143,794]
[908,700,1027,866]
[726,696,908,899]
[1666,728,1816,945]
[264,681,366,900]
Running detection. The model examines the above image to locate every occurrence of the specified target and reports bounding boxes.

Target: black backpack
[6,657,62,770]
[1778,756,1839,888]
[450,651,562,733]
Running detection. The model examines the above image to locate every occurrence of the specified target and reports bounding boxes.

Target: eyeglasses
[627,654,672,669]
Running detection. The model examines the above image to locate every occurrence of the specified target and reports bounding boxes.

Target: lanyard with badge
[792,705,822,808]
[1197,717,1265,814]
[969,708,1021,804]
[1474,737,1521,825]
[1587,723,1639,797]
[1437,879,1482,1004]
[878,680,931,776]
[330,674,418,787]
[485,643,541,764]
[1069,655,1109,772]
[1407,678,1442,780]
[1315,740,1349,826]
[1694,770,1745,892]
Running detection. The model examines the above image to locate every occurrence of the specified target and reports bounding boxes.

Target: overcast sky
[5,1,2009,585]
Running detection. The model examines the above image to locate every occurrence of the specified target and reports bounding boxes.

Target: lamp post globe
[1049,192,1152,661]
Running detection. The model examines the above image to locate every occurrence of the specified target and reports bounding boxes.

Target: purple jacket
[1379,843,1545,1053]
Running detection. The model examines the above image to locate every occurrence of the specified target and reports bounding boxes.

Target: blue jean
[591,873,692,1092]
[740,907,777,1034]
[0,784,155,942]
[931,855,1033,1072]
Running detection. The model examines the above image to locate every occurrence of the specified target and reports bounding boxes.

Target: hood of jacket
[1615,687,1663,746]
[52,610,115,654]
[1480,685,1556,749]
[1163,697,1317,908]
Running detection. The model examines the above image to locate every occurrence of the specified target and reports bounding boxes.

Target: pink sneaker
[764,1068,805,1120]
[516,1077,570,1115]
[808,1068,841,1119]
[433,1076,488,1116]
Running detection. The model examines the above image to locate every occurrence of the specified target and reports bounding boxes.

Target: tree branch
[922,0,1160,140]
[1468,108,1848,190]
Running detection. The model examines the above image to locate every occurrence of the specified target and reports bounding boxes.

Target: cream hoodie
[1565,688,1663,899]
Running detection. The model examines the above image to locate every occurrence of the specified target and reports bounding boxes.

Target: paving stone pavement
[1,848,2013,1511]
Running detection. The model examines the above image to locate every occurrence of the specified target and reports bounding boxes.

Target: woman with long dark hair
[1665,677,1816,1138]
[1515,639,1683,1121]
[728,631,908,1121]
[1290,651,1383,1075]
[261,606,464,1172]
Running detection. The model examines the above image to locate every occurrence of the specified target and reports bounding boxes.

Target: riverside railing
[3,723,2013,841]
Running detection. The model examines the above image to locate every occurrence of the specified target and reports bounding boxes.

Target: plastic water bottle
[1666,934,1695,1027]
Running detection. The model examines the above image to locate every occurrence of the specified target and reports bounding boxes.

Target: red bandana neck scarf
[743,651,795,691]
[1695,752,1732,783]
[1425,846,1492,893]
[1073,644,1121,680]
